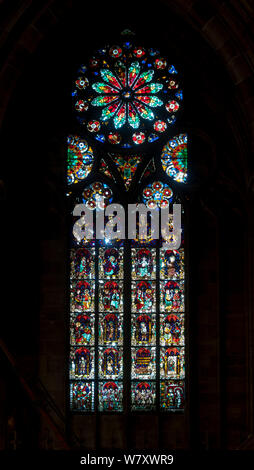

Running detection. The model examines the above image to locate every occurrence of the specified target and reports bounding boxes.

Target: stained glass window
[68,32,187,414]
[72,41,182,149]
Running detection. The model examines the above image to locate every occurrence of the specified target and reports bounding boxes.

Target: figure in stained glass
[102,348,120,376]
[132,382,156,410]
[72,281,93,311]
[103,248,119,276]
[73,314,93,344]
[135,281,154,311]
[160,381,184,410]
[103,314,120,343]
[71,382,94,411]
[163,250,181,278]
[136,314,152,343]
[74,348,92,377]
[73,248,92,277]
[135,248,153,278]
[162,314,182,345]
[99,382,123,412]
[162,281,183,312]
[160,347,184,379]
[101,281,121,311]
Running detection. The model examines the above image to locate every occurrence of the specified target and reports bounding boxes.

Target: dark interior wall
[0,0,253,450]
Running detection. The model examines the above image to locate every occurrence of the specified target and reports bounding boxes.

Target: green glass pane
[133,70,154,90]
[100,69,122,89]
[101,101,120,121]
[135,83,163,94]
[128,103,140,129]
[92,82,119,94]
[134,100,154,120]
[91,95,119,107]
[114,103,126,129]
[128,62,141,87]
[114,61,127,87]
[135,95,163,107]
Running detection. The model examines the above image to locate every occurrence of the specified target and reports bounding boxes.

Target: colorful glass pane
[131,381,156,411]
[160,280,184,312]
[82,182,113,210]
[142,181,173,209]
[132,281,156,313]
[70,247,95,279]
[160,314,185,346]
[70,314,95,345]
[91,95,118,106]
[99,347,123,379]
[99,247,124,279]
[161,134,188,183]
[110,154,142,189]
[131,248,156,279]
[160,381,185,411]
[67,135,94,185]
[70,280,95,312]
[99,313,123,346]
[98,381,123,412]
[131,314,156,346]
[70,347,95,379]
[70,382,94,411]
[131,347,156,379]
[160,249,184,280]
[114,103,127,128]
[99,280,124,312]
[160,347,185,379]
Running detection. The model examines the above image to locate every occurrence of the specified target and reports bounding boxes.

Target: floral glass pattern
[72,41,182,148]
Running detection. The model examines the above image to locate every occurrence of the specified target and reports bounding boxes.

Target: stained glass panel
[99,159,114,180]
[132,281,156,313]
[70,382,94,412]
[109,154,142,189]
[131,381,156,411]
[160,314,185,346]
[99,247,124,279]
[131,314,156,346]
[161,134,188,183]
[70,247,95,279]
[99,280,124,312]
[67,135,94,185]
[70,280,95,313]
[99,313,123,346]
[160,280,184,312]
[131,347,156,379]
[98,382,123,412]
[160,347,185,379]
[160,249,184,280]
[131,248,156,280]
[70,347,95,380]
[160,381,185,411]
[98,242,124,411]
[99,347,123,379]
[70,314,95,345]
